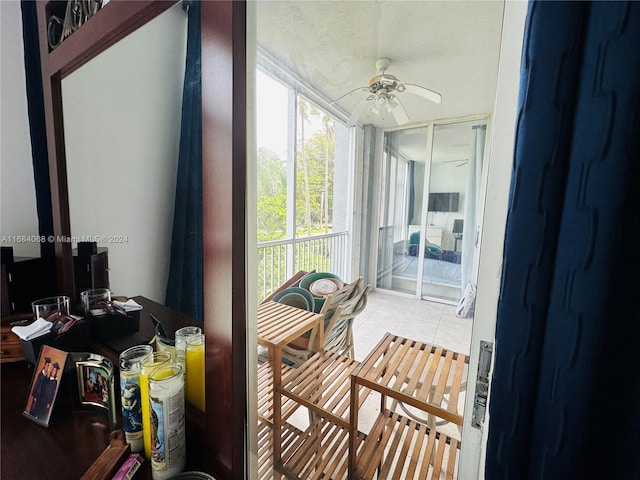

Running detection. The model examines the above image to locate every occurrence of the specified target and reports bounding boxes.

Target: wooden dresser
[0,314,31,363]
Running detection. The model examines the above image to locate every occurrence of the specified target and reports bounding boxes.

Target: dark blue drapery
[20,1,54,260]
[165,1,203,321]
[486,2,640,479]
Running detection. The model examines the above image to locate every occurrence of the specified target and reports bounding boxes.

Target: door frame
[457,1,528,477]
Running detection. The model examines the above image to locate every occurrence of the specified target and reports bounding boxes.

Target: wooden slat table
[257,361,297,426]
[279,417,366,480]
[279,349,371,428]
[349,332,468,479]
[354,409,460,480]
[256,301,324,469]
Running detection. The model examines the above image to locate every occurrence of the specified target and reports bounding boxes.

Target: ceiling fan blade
[441,158,469,167]
[442,158,469,163]
[400,83,442,104]
[389,96,410,125]
[330,86,370,106]
[347,97,374,126]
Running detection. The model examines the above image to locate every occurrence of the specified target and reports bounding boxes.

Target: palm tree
[322,114,335,233]
[298,99,312,235]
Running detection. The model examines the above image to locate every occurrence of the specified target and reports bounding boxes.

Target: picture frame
[23,345,68,427]
[77,361,111,408]
[72,352,117,428]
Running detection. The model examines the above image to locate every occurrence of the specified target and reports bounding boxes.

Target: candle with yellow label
[185,334,205,412]
[140,352,172,459]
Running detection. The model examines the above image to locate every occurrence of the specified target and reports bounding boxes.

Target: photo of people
[78,363,111,409]
[23,346,67,427]
[69,353,117,428]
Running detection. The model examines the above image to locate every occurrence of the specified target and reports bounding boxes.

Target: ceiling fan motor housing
[375,57,391,71]
[369,74,399,94]
[369,58,399,94]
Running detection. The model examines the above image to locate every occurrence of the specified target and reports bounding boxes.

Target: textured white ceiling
[256,1,505,128]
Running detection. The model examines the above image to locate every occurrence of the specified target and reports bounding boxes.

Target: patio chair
[322,283,370,359]
[282,277,368,366]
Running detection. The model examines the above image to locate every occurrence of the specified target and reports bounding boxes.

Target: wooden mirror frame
[35,1,247,478]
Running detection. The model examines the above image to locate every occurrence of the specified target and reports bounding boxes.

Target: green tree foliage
[257,147,287,241]
[295,102,335,235]
[256,100,338,300]
[296,132,334,230]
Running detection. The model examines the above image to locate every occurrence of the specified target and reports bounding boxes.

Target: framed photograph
[72,353,117,428]
[77,361,111,408]
[23,345,68,427]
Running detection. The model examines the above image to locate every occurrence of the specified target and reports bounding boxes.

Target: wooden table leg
[316,318,325,352]
[273,346,282,471]
[349,372,358,478]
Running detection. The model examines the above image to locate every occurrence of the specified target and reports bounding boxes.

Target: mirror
[61,4,187,303]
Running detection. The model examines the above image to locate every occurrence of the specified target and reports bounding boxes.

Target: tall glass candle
[119,345,153,452]
[140,352,172,459]
[185,334,205,412]
[149,363,186,479]
[174,326,201,375]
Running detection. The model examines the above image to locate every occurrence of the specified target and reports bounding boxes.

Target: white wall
[63,4,187,303]
[0,0,40,257]
[1,2,187,302]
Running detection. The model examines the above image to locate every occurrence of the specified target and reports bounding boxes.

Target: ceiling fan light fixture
[385,96,398,114]
[336,58,441,127]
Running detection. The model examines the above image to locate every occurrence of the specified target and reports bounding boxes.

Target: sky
[256,69,327,162]
[256,70,289,160]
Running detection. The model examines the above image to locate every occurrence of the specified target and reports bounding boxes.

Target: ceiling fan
[331,58,442,126]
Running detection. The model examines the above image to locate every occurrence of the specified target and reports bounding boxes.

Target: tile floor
[353,290,473,361]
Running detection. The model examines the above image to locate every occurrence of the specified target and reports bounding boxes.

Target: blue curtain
[20,1,54,260]
[165,1,203,321]
[486,2,640,479]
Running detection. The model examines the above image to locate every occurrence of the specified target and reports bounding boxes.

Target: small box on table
[87,310,140,342]
[21,319,90,365]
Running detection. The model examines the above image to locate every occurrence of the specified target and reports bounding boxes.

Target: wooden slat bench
[352,409,460,480]
[279,417,366,480]
[278,349,371,429]
[257,361,298,426]
[349,333,468,479]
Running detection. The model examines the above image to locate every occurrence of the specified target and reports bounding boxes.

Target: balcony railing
[257,231,349,301]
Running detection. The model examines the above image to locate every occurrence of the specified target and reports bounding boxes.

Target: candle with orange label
[185,334,205,412]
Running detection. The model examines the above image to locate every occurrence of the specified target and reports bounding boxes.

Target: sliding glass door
[376,118,487,303]
[376,125,430,295]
